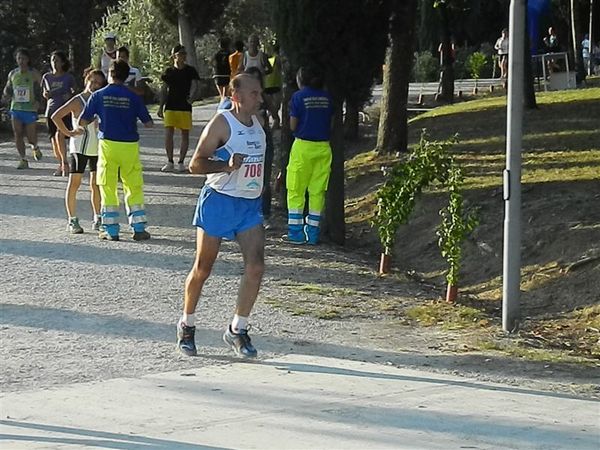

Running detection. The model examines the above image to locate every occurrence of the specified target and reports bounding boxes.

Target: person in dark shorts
[212,37,231,98]
[52,69,107,234]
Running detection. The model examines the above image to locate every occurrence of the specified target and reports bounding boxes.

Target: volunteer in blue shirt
[77,59,153,241]
[286,66,334,244]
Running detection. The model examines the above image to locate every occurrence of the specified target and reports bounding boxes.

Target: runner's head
[116,46,130,63]
[248,34,260,53]
[104,32,117,51]
[14,48,30,69]
[219,37,230,51]
[109,60,130,84]
[230,73,262,113]
[50,50,70,74]
[296,66,324,90]
[234,40,244,52]
[83,67,107,92]
[171,44,187,66]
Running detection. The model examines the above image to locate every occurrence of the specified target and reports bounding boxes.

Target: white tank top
[69,94,99,156]
[243,51,267,74]
[205,110,266,199]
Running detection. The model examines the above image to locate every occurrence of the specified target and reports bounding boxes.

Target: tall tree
[376,0,418,154]
[435,0,455,102]
[152,0,230,69]
[274,0,389,245]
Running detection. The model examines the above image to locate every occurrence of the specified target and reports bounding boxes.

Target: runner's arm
[189,115,242,175]
[51,97,81,136]
[1,73,12,104]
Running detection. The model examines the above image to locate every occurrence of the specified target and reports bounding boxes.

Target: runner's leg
[234,224,265,316]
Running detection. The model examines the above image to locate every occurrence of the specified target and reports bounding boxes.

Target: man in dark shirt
[79,60,153,241]
[157,45,200,173]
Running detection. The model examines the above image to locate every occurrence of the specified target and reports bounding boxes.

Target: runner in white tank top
[69,94,99,156]
[177,74,267,359]
[205,110,266,199]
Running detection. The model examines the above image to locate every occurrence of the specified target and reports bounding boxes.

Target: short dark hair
[117,46,129,57]
[234,40,244,52]
[171,44,185,56]
[219,37,230,50]
[244,66,264,88]
[51,50,70,72]
[233,40,244,52]
[297,66,324,89]
[109,60,130,82]
[14,47,30,59]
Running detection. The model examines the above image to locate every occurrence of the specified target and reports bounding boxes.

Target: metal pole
[502,0,526,332]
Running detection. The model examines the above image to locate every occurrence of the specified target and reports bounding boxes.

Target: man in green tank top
[2,48,43,169]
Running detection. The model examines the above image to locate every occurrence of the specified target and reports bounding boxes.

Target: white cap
[104,32,117,40]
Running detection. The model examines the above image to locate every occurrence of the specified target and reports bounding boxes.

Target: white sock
[231,314,248,333]
[181,313,195,327]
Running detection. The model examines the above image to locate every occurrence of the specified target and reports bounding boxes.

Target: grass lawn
[343,86,600,362]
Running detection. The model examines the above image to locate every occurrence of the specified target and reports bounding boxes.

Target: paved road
[2,354,598,449]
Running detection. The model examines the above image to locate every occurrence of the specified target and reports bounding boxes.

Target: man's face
[174,51,187,65]
[249,38,259,52]
[88,74,105,92]
[233,77,262,113]
[16,53,28,67]
[105,38,116,50]
[117,51,129,63]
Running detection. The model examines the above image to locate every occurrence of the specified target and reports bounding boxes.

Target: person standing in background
[157,44,200,173]
[42,50,75,176]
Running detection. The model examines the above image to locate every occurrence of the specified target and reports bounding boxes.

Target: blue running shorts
[193,186,263,240]
[10,110,38,125]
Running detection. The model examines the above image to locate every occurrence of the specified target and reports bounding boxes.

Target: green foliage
[273,0,389,107]
[436,164,479,286]
[466,51,487,80]
[151,0,229,35]
[372,131,455,255]
[93,0,178,84]
[412,51,438,82]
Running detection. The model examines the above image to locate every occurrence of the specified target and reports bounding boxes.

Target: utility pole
[502,0,526,332]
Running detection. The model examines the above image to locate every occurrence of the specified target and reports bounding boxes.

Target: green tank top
[264,56,282,89]
[9,69,37,112]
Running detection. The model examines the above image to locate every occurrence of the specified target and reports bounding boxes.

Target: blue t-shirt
[81,84,151,142]
[290,87,333,141]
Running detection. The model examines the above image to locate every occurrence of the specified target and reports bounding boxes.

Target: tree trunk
[178,12,198,70]
[325,100,346,245]
[590,0,595,76]
[278,81,295,209]
[376,0,417,154]
[438,4,454,102]
[343,101,360,140]
[570,0,585,81]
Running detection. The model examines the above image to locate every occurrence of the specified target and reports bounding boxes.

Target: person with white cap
[99,32,117,78]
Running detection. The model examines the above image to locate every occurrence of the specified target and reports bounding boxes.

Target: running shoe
[92,220,102,232]
[161,162,174,172]
[177,321,197,356]
[176,162,187,173]
[67,217,84,234]
[223,325,257,358]
[16,159,29,170]
[132,230,151,241]
[99,230,119,241]
[32,147,42,161]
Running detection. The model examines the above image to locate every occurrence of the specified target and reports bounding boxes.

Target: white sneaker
[176,162,186,173]
[161,162,174,172]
